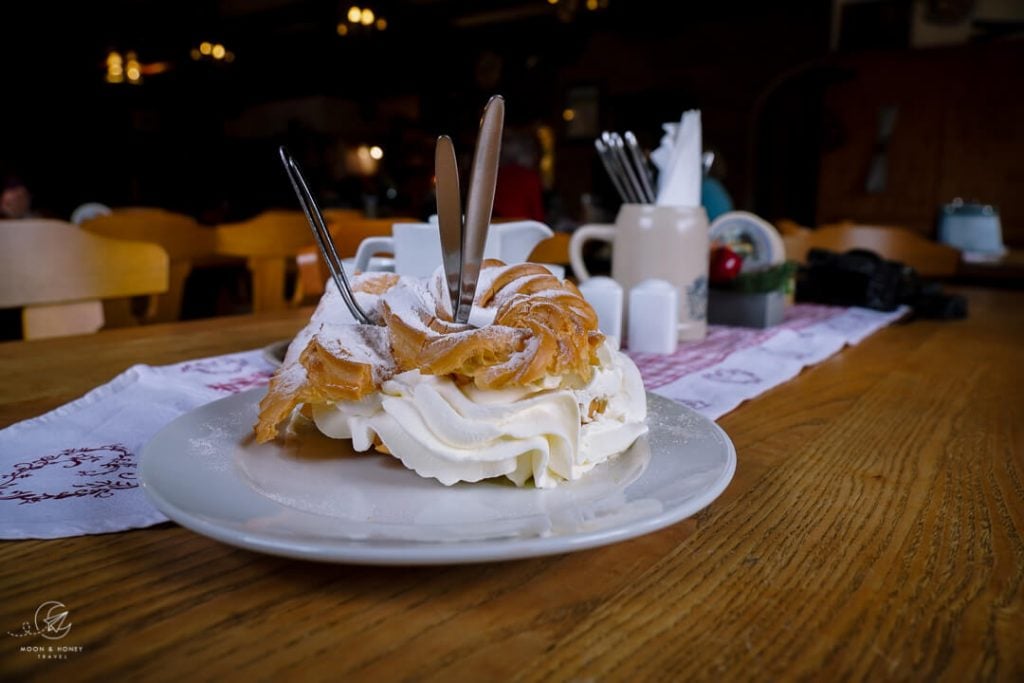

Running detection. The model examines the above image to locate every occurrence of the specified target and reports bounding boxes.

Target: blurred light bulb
[357,145,371,160]
[369,145,383,160]
[376,17,387,30]
[347,6,361,22]
[586,0,598,9]
[224,51,235,63]
[105,60,124,83]
[212,44,226,59]
[336,22,349,35]
[200,41,212,55]
[547,0,558,4]
[360,8,374,25]
[562,108,576,122]
[125,51,142,84]
[190,48,201,60]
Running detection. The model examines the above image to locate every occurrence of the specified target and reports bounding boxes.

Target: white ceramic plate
[261,340,289,367]
[139,389,735,565]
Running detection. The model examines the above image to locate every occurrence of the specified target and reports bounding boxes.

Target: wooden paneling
[817,40,1024,246]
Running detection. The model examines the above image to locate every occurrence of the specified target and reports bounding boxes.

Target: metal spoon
[594,137,632,203]
[602,131,645,203]
[456,94,505,325]
[278,146,376,325]
[623,131,656,202]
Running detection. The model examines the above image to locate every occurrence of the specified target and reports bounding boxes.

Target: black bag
[796,248,966,319]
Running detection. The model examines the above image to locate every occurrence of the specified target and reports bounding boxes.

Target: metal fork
[278,146,376,325]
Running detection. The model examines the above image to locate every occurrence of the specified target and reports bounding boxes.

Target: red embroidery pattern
[0,445,136,505]
[629,303,844,389]
[206,370,274,394]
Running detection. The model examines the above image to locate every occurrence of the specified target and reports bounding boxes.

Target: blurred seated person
[1,176,35,219]
[493,128,545,222]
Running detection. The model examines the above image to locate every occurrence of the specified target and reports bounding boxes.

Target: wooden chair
[780,220,961,278]
[214,211,314,312]
[81,207,216,322]
[528,232,571,265]
[0,219,169,339]
[321,208,364,225]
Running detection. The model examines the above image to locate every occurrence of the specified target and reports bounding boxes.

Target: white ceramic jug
[354,220,553,278]
[570,204,709,341]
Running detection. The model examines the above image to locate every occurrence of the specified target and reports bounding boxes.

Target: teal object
[701,177,733,222]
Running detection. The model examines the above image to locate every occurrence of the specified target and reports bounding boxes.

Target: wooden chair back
[81,207,215,322]
[528,233,571,265]
[0,219,169,339]
[782,221,961,278]
[213,211,314,312]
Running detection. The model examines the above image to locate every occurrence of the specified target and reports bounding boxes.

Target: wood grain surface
[1,288,1022,681]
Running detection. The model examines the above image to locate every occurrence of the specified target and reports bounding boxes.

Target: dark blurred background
[3,0,1023,242]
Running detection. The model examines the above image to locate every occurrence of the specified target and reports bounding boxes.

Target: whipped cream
[312,339,648,488]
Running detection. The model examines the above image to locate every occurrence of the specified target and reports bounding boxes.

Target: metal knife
[435,135,462,319]
[457,94,505,325]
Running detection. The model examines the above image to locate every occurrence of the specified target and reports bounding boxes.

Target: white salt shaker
[578,276,623,345]
[628,279,678,354]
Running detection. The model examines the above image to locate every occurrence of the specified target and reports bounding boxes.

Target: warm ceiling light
[125,52,142,84]
[375,17,387,30]
[105,56,124,83]
[347,6,361,22]
[369,145,383,160]
[336,22,349,35]
[199,41,212,55]
[547,0,558,4]
[586,0,598,9]
[562,108,576,122]
[356,145,371,160]
[360,8,375,25]
[224,51,235,63]
[190,48,201,60]
[211,44,226,59]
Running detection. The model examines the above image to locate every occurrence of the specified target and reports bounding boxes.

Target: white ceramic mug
[353,222,441,278]
[569,204,709,341]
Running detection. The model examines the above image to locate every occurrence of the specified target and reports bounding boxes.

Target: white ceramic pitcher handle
[569,224,615,282]
[353,236,393,273]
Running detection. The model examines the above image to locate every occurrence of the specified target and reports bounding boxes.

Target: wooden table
[2,288,1022,681]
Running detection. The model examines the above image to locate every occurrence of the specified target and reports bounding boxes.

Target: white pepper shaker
[628,279,678,354]
[578,276,623,346]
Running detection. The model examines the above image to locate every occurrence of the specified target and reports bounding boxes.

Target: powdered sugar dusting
[316,323,396,384]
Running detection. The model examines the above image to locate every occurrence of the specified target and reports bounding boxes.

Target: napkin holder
[707,261,795,328]
[708,290,785,328]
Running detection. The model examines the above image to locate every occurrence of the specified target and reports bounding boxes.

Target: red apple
[710,246,743,284]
